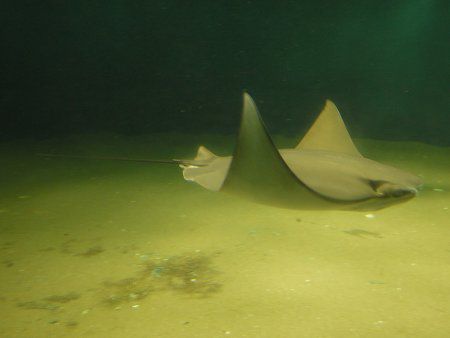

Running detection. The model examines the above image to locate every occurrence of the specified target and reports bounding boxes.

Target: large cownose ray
[39,93,423,211]
[181,93,423,210]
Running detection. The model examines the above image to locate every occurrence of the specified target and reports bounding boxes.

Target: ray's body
[41,93,423,211]
[181,95,422,210]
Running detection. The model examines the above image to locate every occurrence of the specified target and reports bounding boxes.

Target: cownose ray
[179,93,422,210]
[39,93,423,211]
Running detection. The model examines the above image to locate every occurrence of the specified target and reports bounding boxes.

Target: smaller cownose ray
[180,93,422,210]
[39,93,423,211]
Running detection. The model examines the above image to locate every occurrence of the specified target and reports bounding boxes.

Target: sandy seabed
[0,133,449,338]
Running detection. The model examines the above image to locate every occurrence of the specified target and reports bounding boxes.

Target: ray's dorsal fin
[296,100,362,157]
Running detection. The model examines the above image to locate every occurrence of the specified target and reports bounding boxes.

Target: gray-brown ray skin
[182,94,423,211]
[183,150,422,210]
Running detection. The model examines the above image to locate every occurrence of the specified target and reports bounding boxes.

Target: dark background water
[1,1,449,144]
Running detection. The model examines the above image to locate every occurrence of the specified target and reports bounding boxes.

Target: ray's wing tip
[243,91,253,102]
[324,99,338,109]
[241,92,254,112]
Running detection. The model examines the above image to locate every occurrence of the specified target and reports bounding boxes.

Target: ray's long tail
[36,153,205,167]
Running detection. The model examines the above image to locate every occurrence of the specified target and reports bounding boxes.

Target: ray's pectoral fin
[296,100,362,157]
[221,93,327,207]
[193,145,216,162]
[181,146,231,192]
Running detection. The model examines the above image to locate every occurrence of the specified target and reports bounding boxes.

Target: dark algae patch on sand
[44,292,81,303]
[143,253,222,296]
[343,229,383,238]
[75,245,105,257]
[17,292,81,311]
[102,251,222,307]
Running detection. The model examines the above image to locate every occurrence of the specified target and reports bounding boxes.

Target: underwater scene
[1,2,449,338]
